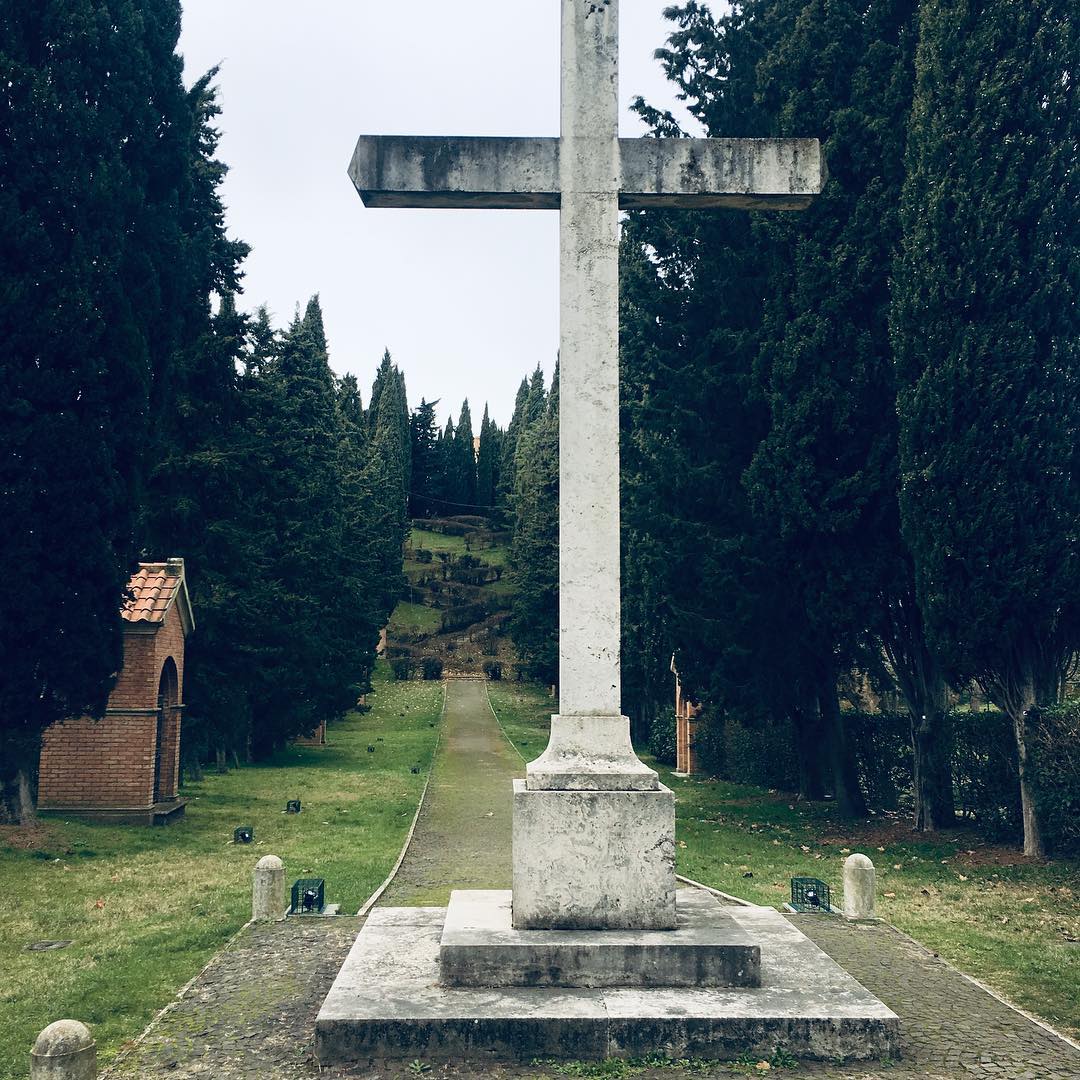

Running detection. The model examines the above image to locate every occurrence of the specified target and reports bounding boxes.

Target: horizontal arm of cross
[349,135,826,211]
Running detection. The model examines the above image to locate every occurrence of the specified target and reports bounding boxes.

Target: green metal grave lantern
[286,800,302,814]
[290,878,325,915]
[234,826,254,844]
[791,877,832,913]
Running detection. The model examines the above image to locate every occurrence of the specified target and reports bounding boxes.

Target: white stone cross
[351,0,823,928]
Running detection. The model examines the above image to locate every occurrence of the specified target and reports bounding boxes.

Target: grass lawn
[410,526,509,567]
[488,681,1080,1041]
[0,665,443,1080]
[389,599,443,635]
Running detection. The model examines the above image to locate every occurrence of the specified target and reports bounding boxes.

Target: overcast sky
[178,2,699,427]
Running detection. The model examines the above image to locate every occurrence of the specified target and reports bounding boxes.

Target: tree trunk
[0,732,40,824]
[911,709,955,830]
[819,678,868,819]
[1012,679,1045,858]
[793,695,826,800]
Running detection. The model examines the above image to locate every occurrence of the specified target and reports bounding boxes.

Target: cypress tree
[498,377,531,512]
[454,399,478,509]
[0,0,192,816]
[409,397,441,518]
[893,0,1080,855]
[509,370,559,684]
[475,404,497,511]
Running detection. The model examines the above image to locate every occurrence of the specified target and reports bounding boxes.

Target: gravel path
[380,677,523,906]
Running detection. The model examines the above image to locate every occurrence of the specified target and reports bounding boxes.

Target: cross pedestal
[317,1,896,1063]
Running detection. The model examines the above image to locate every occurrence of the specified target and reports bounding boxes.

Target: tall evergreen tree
[893,0,1080,855]
[409,397,441,518]
[497,377,531,514]
[0,0,194,817]
[453,399,478,509]
[509,369,559,684]
[475,404,497,511]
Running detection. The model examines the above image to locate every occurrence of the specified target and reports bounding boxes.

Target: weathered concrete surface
[620,137,825,209]
[348,137,825,212]
[439,888,759,988]
[512,780,676,930]
[252,854,286,923]
[31,1020,97,1080]
[315,903,898,1065]
[525,714,658,790]
[348,136,560,209]
[843,853,878,922]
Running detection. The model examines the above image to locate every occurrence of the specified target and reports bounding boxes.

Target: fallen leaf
[884,892,896,898]
[893,864,903,870]
[755,1062,772,1072]
[958,874,969,882]
[94,899,105,909]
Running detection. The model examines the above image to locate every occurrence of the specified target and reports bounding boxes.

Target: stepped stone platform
[315,892,899,1065]
[439,888,760,988]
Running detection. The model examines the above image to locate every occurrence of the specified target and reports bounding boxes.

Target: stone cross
[350,0,823,929]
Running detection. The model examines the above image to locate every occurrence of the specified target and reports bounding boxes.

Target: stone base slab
[38,799,187,826]
[439,889,760,988]
[315,903,900,1065]
[512,780,676,930]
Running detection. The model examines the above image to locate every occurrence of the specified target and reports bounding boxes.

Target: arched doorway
[155,657,179,803]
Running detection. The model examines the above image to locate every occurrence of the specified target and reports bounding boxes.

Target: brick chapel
[38,559,194,825]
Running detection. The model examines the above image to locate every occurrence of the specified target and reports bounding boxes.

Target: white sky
[178,1,699,427]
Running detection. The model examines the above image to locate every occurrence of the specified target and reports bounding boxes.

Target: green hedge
[1030,702,1080,857]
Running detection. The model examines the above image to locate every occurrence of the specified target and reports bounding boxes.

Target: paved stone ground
[108,682,1080,1079]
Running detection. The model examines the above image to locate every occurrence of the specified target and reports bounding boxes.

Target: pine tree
[893,0,1080,855]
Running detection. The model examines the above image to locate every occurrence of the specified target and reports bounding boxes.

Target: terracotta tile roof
[121,559,194,634]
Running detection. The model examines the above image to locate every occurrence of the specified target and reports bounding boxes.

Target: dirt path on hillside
[379,678,522,906]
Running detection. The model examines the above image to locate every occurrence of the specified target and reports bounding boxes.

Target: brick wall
[38,606,186,811]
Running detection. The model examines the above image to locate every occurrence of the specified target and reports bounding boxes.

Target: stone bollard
[252,854,286,923]
[30,1020,96,1080]
[843,853,879,922]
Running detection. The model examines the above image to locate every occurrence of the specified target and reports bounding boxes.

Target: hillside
[386,517,518,679]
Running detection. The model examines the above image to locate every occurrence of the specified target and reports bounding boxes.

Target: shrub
[720,714,798,790]
[952,708,1021,843]
[483,660,503,681]
[647,712,677,767]
[1029,702,1080,857]
[420,656,444,681]
[846,711,913,811]
[390,657,415,681]
[415,548,433,563]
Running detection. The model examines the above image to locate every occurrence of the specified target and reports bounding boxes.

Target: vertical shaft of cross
[558,0,621,720]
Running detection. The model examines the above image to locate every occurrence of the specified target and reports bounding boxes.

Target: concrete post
[253,854,286,923]
[843,853,878,921]
[30,1021,96,1080]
